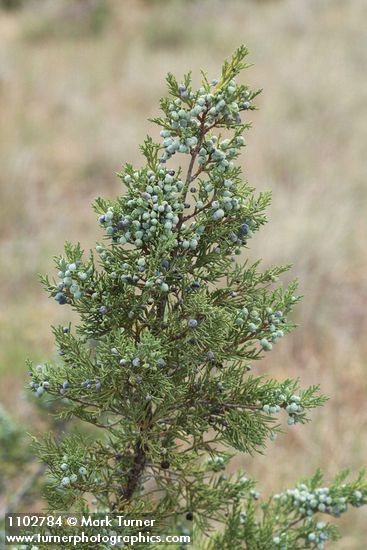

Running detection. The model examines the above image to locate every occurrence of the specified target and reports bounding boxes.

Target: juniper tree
[28,46,366,549]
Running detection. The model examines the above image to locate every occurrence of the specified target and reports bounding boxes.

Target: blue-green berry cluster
[93,248,172,294]
[29,365,75,398]
[58,458,88,489]
[99,168,184,248]
[160,78,251,165]
[54,259,92,305]
[80,378,102,392]
[190,177,253,248]
[226,216,252,250]
[29,364,50,397]
[274,483,365,519]
[305,523,331,550]
[273,521,331,550]
[284,395,304,425]
[180,221,206,251]
[234,306,286,351]
[257,391,304,426]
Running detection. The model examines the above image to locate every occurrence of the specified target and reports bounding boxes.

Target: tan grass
[0,0,366,546]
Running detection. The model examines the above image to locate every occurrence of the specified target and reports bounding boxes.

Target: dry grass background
[0,0,366,546]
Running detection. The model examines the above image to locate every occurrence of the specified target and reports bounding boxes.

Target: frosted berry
[212,209,225,220]
[260,338,272,351]
[55,292,67,305]
[239,223,249,236]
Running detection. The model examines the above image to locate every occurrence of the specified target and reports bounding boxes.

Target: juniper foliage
[29,46,366,549]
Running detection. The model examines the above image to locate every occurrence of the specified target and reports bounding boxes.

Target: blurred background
[0,0,366,547]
